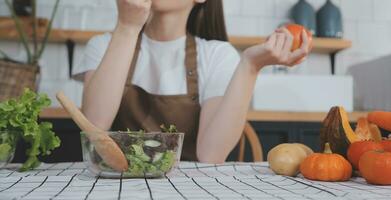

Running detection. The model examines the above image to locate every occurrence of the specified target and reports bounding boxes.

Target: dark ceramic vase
[12,0,32,16]
[316,0,343,38]
[291,0,316,35]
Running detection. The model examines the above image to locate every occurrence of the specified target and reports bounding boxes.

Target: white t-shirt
[73,33,240,104]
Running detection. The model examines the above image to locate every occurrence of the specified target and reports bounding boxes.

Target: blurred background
[1,0,390,162]
[1,0,390,111]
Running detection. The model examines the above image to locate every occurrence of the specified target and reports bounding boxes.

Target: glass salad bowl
[81,131,184,178]
[0,131,17,168]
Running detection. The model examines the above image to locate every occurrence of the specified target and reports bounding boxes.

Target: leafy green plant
[1,0,60,65]
[160,124,178,133]
[0,88,60,171]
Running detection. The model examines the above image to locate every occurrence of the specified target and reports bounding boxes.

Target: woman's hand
[116,0,152,32]
[242,27,310,72]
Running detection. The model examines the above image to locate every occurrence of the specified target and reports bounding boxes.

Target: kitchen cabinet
[228,121,325,162]
[12,118,83,163]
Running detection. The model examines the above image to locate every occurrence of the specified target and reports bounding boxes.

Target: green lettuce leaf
[126,155,146,176]
[156,151,175,172]
[131,144,151,162]
[0,143,11,161]
[0,88,60,171]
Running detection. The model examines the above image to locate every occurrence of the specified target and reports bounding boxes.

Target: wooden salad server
[56,91,128,172]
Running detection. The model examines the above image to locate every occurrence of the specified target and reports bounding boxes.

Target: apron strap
[184,34,199,101]
[126,33,199,99]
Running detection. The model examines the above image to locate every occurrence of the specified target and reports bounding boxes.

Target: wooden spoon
[56,91,128,172]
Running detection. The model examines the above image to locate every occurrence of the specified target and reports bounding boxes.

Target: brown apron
[111,34,201,161]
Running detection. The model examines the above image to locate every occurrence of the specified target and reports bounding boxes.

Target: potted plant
[0,0,60,102]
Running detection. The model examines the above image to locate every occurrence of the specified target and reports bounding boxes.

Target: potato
[267,143,313,176]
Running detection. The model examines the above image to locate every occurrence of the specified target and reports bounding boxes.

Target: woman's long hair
[186,0,228,41]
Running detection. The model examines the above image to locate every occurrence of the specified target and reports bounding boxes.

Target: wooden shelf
[230,36,352,54]
[0,28,351,53]
[0,28,102,43]
[40,108,366,122]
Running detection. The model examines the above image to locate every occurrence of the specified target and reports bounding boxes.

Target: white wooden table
[1,162,390,200]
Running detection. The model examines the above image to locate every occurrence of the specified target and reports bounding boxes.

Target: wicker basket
[0,60,40,102]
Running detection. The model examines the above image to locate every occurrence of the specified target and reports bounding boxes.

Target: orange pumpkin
[355,117,382,141]
[320,107,383,158]
[359,150,391,185]
[347,141,384,169]
[381,140,391,152]
[368,111,391,132]
[300,143,352,182]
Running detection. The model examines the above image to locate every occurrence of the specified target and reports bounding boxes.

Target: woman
[73,0,310,163]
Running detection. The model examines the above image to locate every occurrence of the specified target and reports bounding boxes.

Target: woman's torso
[73,33,240,160]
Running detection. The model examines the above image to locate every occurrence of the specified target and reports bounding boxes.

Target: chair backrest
[238,122,263,162]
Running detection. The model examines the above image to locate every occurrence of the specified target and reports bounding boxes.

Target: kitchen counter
[31,108,373,163]
[40,107,368,122]
[1,162,389,199]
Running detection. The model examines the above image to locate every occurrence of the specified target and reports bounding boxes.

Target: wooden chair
[238,122,263,162]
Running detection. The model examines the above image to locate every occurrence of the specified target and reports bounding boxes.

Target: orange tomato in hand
[285,24,313,52]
